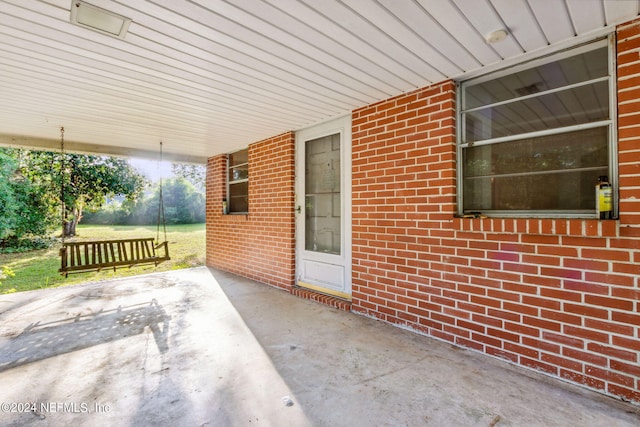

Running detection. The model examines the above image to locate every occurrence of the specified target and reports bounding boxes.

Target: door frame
[295,114,352,299]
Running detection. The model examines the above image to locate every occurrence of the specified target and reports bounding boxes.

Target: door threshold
[291,285,352,311]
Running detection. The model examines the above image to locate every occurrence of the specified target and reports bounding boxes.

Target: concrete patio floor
[0,267,638,426]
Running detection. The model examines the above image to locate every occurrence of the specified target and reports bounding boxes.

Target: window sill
[451,217,618,238]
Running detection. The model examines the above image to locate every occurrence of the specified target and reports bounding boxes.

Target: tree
[0,149,55,242]
[0,150,18,239]
[171,163,205,191]
[147,178,205,224]
[25,151,148,237]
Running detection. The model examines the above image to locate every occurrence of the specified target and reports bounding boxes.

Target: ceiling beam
[0,133,207,164]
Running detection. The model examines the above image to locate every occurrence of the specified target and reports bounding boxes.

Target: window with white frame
[227,148,248,213]
[458,38,615,218]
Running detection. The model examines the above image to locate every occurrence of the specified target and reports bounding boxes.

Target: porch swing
[58,128,170,277]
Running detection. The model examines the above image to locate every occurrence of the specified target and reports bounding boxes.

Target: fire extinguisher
[596,176,612,219]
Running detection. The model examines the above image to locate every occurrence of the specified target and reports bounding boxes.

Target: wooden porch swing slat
[59,237,170,277]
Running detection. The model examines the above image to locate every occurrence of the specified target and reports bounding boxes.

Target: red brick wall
[206,132,295,290]
[618,18,640,234]
[351,21,640,403]
[206,19,640,403]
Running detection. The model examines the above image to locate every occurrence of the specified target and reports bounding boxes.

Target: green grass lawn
[0,223,206,294]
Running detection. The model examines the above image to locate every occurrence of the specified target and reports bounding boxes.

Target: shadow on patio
[0,267,637,426]
[0,300,170,373]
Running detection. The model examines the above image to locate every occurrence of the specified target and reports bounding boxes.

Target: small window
[458,39,615,218]
[227,149,248,213]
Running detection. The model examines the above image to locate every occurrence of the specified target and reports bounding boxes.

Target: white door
[295,115,351,300]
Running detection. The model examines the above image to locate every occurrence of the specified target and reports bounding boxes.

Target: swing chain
[60,126,65,245]
[157,141,168,244]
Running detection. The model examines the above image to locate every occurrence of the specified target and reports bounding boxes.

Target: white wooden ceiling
[0,0,638,163]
